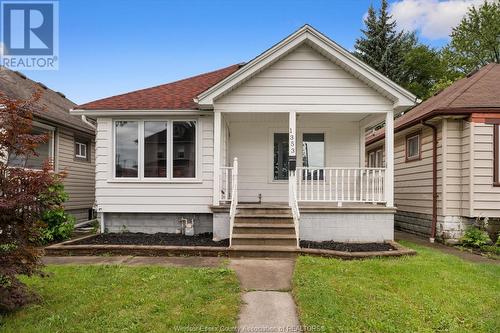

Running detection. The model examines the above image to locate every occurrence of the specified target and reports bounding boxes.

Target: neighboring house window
[75,139,89,160]
[7,125,54,169]
[273,133,289,180]
[114,120,197,180]
[302,133,325,180]
[406,132,421,161]
[368,148,383,167]
[494,124,499,186]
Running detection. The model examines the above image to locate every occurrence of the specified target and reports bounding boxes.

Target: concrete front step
[233,223,295,235]
[230,245,298,258]
[232,234,297,246]
[237,208,292,215]
[235,215,293,224]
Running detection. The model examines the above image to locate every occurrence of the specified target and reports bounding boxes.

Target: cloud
[389,0,484,39]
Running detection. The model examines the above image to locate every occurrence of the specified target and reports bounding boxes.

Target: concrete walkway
[395,231,499,265]
[229,258,301,332]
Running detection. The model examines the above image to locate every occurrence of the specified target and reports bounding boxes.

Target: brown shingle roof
[0,67,94,134]
[366,63,500,145]
[77,64,242,110]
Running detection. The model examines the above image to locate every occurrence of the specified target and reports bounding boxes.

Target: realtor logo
[1,0,59,70]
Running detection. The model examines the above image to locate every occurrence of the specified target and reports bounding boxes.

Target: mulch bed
[300,240,395,252]
[70,232,229,247]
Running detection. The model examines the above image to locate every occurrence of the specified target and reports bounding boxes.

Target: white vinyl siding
[214,44,393,113]
[95,116,214,213]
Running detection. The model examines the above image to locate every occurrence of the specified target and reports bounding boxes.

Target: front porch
[214,112,394,207]
[211,111,396,245]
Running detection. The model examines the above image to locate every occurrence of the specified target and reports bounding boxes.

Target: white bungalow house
[71,25,417,252]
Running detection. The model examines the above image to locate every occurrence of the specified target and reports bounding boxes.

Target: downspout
[81,115,96,130]
[422,120,438,242]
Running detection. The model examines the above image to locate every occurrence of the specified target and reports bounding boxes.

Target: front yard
[0,265,240,332]
[293,241,500,332]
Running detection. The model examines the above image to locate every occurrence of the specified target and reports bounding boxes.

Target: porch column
[359,124,366,167]
[385,111,394,207]
[213,111,222,205]
[288,111,297,206]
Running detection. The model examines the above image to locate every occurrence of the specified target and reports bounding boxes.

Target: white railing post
[229,157,238,247]
[289,170,301,249]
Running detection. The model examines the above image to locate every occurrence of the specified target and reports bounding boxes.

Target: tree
[445,1,500,74]
[0,91,65,312]
[354,0,409,83]
[399,35,448,99]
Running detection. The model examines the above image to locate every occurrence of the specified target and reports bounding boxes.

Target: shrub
[39,208,75,244]
[39,182,75,244]
[0,90,66,313]
[460,227,492,248]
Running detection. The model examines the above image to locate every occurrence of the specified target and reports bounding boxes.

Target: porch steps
[230,205,298,258]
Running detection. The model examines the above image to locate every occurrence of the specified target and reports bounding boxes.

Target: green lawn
[0,265,240,333]
[293,241,500,333]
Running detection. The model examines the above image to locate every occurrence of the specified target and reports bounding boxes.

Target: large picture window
[273,133,289,180]
[114,120,197,180]
[173,121,196,178]
[144,121,168,178]
[115,121,139,178]
[8,125,54,169]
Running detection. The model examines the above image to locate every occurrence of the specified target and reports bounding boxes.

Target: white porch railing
[288,170,300,248]
[219,165,234,203]
[227,158,238,247]
[295,167,386,206]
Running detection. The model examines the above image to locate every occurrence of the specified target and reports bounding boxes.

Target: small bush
[39,208,75,244]
[461,227,492,248]
[39,182,75,244]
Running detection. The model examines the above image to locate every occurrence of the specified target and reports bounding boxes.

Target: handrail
[289,170,300,249]
[228,157,238,247]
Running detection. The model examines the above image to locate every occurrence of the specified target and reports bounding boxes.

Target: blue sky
[14,0,467,105]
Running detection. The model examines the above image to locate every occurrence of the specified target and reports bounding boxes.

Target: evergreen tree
[354,0,407,83]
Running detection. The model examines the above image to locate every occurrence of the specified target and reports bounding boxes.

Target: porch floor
[212,202,395,213]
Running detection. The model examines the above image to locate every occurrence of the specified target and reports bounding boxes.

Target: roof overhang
[195,25,418,111]
[70,109,207,118]
[366,107,500,146]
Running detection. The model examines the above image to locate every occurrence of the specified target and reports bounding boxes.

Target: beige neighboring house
[1,68,96,222]
[366,63,500,243]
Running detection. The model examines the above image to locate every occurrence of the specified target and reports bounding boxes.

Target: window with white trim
[7,125,54,169]
[406,132,421,161]
[75,141,88,159]
[114,120,197,180]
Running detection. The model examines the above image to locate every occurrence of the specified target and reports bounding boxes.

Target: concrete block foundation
[103,212,212,234]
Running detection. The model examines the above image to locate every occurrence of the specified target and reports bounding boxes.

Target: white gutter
[81,115,96,130]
